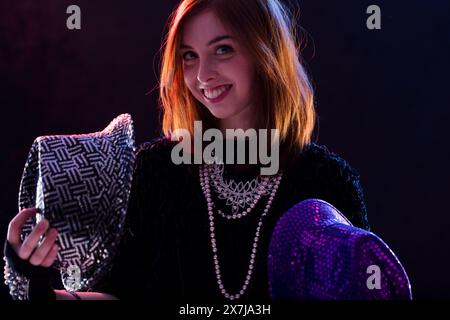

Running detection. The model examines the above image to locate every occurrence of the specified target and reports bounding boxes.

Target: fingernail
[39,219,49,229]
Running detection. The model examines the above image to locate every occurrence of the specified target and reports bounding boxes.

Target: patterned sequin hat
[17,114,136,292]
[268,198,412,300]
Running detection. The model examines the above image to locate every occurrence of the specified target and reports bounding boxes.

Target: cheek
[183,69,199,96]
[233,68,255,100]
[228,56,255,92]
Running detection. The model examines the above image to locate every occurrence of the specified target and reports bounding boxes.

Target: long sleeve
[323,154,369,230]
[92,136,172,298]
[301,143,370,231]
[91,144,149,298]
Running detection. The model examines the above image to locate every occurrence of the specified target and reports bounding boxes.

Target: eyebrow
[180,35,233,50]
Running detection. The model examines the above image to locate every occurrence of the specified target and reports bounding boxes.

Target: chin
[204,106,234,120]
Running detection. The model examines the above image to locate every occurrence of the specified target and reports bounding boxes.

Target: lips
[201,84,232,102]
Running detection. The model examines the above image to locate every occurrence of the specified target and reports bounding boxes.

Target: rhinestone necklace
[199,163,283,300]
[206,163,280,220]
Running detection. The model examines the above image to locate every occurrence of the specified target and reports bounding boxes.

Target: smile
[201,85,232,103]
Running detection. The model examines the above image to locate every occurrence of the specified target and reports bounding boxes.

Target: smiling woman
[5,0,412,303]
[180,10,258,130]
[97,0,376,301]
[159,0,316,164]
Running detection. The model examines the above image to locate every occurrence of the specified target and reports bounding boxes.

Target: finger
[41,244,59,268]
[7,208,39,247]
[29,228,58,266]
[18,219,50,260]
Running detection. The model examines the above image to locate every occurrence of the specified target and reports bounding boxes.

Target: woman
[4,0,369,300]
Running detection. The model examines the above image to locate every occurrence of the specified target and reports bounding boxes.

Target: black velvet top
[96,136,370,302]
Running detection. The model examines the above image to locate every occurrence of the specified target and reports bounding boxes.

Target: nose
[197,58,217,85]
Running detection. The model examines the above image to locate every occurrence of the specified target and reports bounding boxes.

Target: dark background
[1,0,449,300]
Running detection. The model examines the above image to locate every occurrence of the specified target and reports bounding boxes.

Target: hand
[7,208,59,267]
[4,208,59,300]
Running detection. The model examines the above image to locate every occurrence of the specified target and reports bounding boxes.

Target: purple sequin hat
[268,198,412,300]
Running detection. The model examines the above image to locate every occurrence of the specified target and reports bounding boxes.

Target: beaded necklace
[199,163,283,300]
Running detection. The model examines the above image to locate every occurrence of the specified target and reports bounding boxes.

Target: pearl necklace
[199,163,283,300]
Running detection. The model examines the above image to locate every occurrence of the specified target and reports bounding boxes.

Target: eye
[216,45,233,55]
[182,51,197,61]
[181,45,234,62]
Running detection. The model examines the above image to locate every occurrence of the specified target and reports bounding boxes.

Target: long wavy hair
[159,0,316,170]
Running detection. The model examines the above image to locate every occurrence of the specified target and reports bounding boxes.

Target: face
[181,9,259,131]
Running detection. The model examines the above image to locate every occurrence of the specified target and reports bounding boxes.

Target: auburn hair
[159,0,316,170]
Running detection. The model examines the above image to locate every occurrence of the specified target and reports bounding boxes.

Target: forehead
[182,9,232,46]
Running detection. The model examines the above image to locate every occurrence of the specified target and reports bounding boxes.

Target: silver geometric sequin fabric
[16,114,135,292]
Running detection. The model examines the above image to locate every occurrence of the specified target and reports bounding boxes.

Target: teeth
[203,85,230,99]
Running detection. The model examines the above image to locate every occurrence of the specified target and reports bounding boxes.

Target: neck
[218,103,258,134]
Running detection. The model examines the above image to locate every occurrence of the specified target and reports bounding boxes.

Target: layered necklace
[199,162,283,300]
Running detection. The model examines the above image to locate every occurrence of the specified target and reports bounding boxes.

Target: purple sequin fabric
[268,199,412,300]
